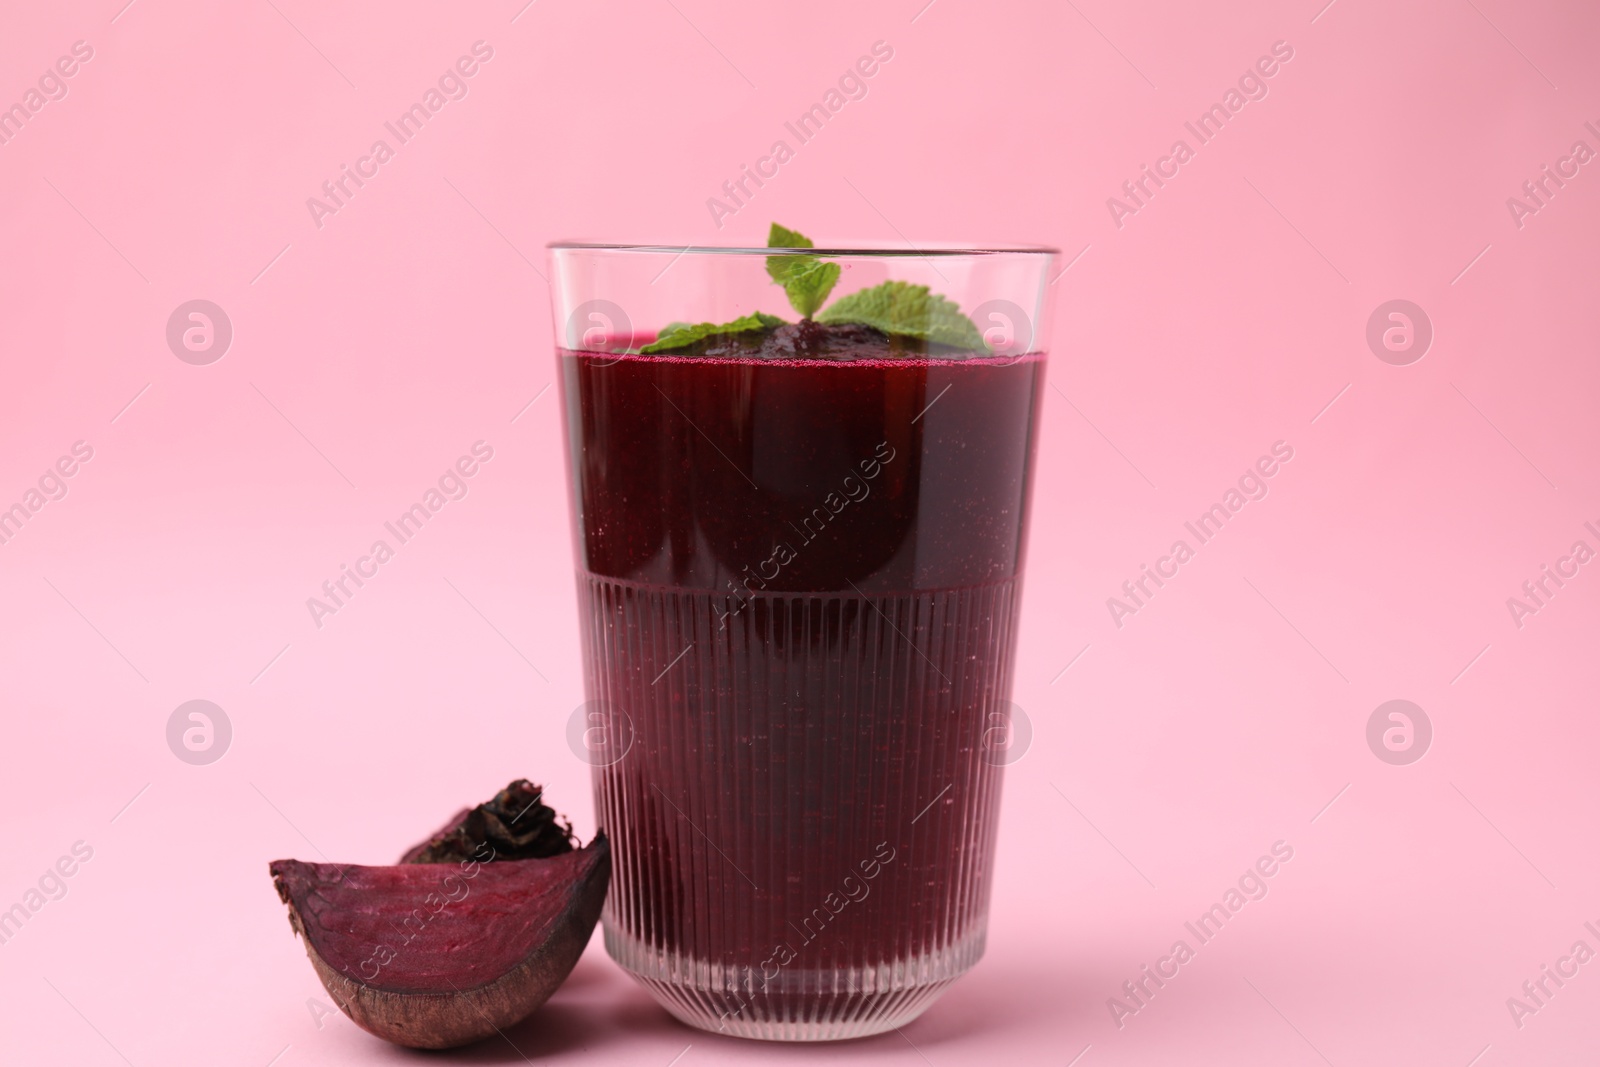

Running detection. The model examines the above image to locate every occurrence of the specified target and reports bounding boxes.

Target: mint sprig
[818,279,989,352]
[640,311,786,353]
[636,223,992,356]
[766,223,840,319]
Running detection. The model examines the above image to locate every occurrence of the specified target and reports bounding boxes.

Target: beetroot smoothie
[559,323,1044,1038]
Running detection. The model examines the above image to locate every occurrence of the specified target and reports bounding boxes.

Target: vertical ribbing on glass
[580,574,1017,1041]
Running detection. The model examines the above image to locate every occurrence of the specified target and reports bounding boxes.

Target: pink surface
[2,1,1598,1064]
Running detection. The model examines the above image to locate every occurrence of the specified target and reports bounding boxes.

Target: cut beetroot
[269,783,609,1050]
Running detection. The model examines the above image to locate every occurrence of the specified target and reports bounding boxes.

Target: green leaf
[767,223,813,253]
[775,259,840,319]
[817,280,990,352]
[640,311,786,353]
[766,222,840,319]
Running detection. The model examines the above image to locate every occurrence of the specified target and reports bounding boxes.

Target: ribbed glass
[580,578,1014,1039]
[549,241,1051,1040]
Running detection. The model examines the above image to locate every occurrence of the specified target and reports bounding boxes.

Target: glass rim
[547,241,1059,258]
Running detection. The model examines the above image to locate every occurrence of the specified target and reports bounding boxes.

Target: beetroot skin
[269,782,610,1050]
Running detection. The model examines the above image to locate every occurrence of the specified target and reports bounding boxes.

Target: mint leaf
[767,223,813,253]
[640,311,786,353]
[766,222,840,319]
[818,280,990,352]
[775,259,840,318]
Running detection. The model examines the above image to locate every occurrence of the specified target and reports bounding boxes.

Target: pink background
[3,0,1598,1064]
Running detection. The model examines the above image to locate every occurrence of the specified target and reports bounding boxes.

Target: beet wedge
[271,832,610,1049]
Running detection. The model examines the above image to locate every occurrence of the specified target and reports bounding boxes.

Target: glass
[548,241,1054,1041]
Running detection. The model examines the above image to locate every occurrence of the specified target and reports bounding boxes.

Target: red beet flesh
[269,786,609,1050]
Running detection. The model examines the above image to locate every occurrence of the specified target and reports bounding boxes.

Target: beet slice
[269,784,609,1050]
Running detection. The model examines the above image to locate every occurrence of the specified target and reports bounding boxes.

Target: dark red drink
[559,331,1044,1039]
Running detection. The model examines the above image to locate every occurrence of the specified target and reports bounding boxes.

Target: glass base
[604,922,986,1041]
